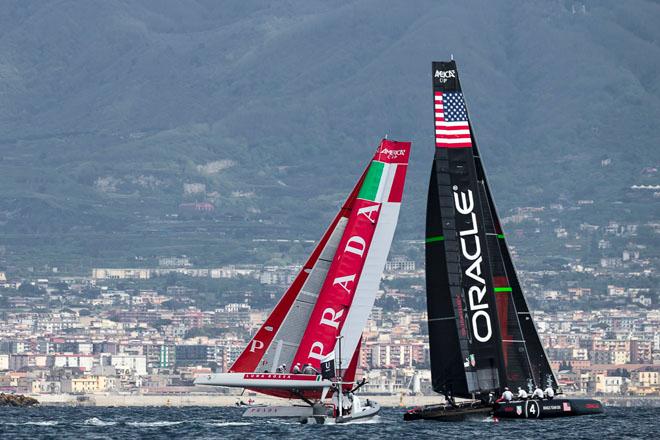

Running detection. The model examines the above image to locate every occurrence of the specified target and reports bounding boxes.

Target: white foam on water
[207,421,252,427]
[84,417,117,426]
[127,421,184,427]
[24,421,59,426]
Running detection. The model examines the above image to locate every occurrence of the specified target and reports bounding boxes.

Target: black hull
[404,402,491,421]
[404,397,603,421]
[494,398,603,419]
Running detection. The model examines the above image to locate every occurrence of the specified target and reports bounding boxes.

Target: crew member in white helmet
[292,363,301,374]
[497,387,513,402]
[532,386,545,399]
[517,387,528,400]
[544,385,555,400]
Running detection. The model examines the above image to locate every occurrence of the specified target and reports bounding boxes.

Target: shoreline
[27,393,660,408]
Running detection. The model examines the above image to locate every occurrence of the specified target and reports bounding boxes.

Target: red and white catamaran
[195,139,411,423]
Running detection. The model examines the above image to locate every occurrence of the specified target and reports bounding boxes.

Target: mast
[336,334,343,417]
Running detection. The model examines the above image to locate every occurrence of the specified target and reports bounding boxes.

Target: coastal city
[1,194,658,405]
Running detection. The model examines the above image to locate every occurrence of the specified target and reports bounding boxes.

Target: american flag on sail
[434,91,472,148]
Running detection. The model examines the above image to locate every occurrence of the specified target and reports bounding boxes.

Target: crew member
[544,385,555,400]
[275,363,287,373]
[302,363,318,375]
[496,387,513,403]
[517,387,528,400]
[292,363,301,374]
[331,386,339,417]
[444,389,457,407]
[532,387,544,399]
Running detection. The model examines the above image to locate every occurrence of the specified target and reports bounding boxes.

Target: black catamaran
[405,61,603,420]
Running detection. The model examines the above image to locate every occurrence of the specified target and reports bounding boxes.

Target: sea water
[0,406,656,439]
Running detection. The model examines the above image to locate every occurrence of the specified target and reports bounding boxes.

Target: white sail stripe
[434,96,443,102]
[434,104,444,109]
[436,121,468,127]
[373,162,390,203]
[436,129,471,135]
[378,163,397,202]
[338,202,400,369]
[437,137,472,144]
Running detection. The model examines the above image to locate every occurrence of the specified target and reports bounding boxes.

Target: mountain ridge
[0,0,658,268]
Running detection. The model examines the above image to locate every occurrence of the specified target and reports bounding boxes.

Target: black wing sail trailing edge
[425,61,556,398]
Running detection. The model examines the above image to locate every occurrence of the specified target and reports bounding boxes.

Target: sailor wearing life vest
[517,387,528,400]
[532,387,545,399]
[496,387,513,402]
[544,386,555,400]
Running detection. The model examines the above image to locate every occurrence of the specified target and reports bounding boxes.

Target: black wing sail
[426,60,558,398]
[425,61,505,398]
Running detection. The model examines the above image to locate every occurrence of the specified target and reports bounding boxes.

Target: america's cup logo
[379,148,406,159]
[434,69,456,84]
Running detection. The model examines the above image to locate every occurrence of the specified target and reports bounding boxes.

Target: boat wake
[206,421,252,427]
[126,421,185,427]
[24,421,59,426]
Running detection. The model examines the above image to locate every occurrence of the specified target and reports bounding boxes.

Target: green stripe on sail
[494,286,512,292]
[358,161,385,201]
[497,234,505,239]
[425,235,444,243]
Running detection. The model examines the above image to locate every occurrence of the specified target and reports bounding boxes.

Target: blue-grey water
[0,406,656,439]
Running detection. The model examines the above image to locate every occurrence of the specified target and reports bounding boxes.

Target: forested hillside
[0,0,658,270]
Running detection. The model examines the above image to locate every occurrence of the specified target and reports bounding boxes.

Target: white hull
[243,405,313,418]
[301,399,381,424]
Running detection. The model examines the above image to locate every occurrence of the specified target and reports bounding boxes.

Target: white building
[53,354,95,371]
[111,354,147,376]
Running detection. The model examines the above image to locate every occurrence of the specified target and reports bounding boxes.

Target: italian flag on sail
[357,159,407,203]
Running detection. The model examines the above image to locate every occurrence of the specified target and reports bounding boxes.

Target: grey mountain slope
[0,0,658,265]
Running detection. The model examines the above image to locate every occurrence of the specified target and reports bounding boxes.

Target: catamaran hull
[403,402,491,422]
[243,405,314,418]
[494,398,603,419]
[301,400,381,424]
[404,398,603,421]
